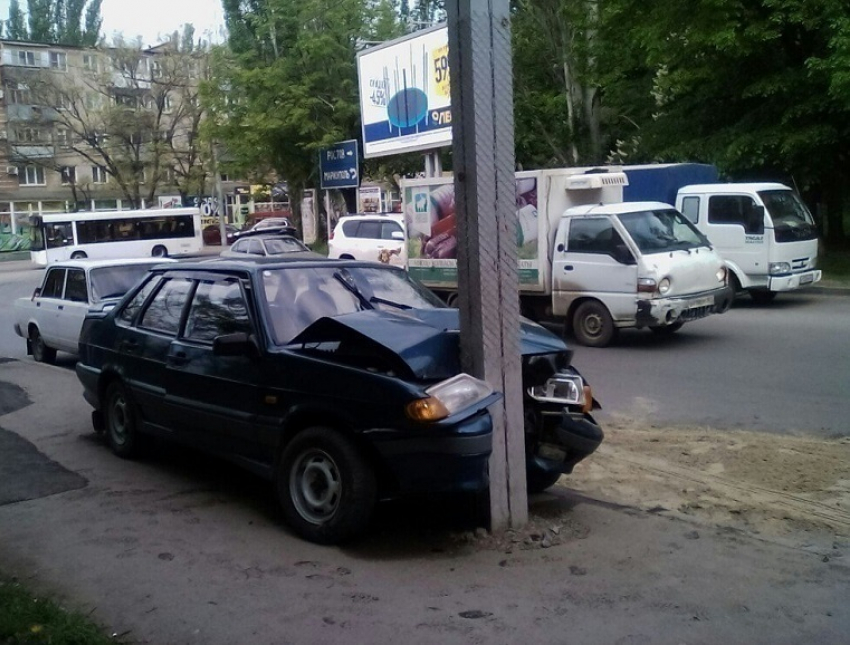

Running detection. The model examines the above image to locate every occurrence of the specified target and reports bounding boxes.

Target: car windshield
[617,208,710,253]
[261,265,445,344]
[90,264,157,302]
[264,238,308,254]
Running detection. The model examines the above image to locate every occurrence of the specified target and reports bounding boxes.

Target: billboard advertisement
[402,177,541,287]
[357,25,451,159]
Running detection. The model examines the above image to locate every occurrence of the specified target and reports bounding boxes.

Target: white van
[676,183,821,303]
[553,201,733,346]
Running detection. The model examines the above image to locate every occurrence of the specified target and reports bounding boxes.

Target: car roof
[234,233,303,242]
[564,201,676,216]
[180,257,401,272]
[338,213,403,222]
[45,257,177,270]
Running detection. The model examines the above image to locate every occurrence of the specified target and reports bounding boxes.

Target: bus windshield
[617,208,711,254]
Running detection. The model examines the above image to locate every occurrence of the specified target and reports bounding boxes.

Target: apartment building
[0,38,237,247]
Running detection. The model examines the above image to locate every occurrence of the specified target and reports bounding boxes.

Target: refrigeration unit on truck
[621,164,822,303]
[400,168,732,347]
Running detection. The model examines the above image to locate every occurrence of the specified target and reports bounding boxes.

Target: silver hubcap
[290,449,341,524]
[582,313,603,337]
[110,395,129,445]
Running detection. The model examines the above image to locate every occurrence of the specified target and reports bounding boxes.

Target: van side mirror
[746,205,765,235]
[613,244,636,265]
[390,230,404,241]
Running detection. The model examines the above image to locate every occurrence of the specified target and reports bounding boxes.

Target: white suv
[328,214,407,267]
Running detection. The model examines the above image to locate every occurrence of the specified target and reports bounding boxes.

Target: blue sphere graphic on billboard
[387,88,429,128]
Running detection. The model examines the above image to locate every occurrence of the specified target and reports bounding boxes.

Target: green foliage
[7,0,28,40]
[0,578,116,645]
[4,0,101,45]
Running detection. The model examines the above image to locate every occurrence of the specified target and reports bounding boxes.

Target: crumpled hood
[291,308,569,380]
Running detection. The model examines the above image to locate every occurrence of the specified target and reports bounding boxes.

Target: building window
[55,128,71,148]
[220,173,230,182]
[18,166,46,186]
[92,166,108,184]
[163,94,174,112]
[14,127,46,143]
[60,166,76,185]
[8,85,32,104]
[82,53,99,72]
[15,50,37,66]
[49,52,67,70]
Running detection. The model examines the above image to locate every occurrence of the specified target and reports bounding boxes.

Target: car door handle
[58,304,64,310]
[563,265,574,271]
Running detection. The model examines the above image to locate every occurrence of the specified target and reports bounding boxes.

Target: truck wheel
[278,427,376,545]
[105,381,145,459]
[151,245,168,258]
[572,301,617,347]
[70,251,87,259]
[29,328,57,364]
[526,464,562,494]
[749,289,776,305]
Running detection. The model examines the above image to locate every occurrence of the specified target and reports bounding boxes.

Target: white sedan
[12,258,173,363]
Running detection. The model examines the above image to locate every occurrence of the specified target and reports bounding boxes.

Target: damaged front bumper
[528,409,604,476]
[636,286,733,328]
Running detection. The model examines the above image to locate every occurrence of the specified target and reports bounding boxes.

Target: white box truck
[621,164,822,303]
[400,168,732,347]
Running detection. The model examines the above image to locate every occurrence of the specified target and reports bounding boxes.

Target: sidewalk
[0,359,847,644]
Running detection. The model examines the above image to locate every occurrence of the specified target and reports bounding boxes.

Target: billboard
[357,25,451,159]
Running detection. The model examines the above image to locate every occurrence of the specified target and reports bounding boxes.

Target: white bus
[28,208,203,266]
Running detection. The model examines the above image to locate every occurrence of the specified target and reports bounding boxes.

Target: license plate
[800,273,814,284]
[688,296,715,309]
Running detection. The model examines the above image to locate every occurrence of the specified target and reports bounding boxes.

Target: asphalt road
[2,258,849,436]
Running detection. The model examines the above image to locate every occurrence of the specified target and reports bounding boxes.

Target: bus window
[46,222,73,249]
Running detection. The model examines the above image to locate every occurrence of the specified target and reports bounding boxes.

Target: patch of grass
[309,239,328,256]
[0,578,116,645]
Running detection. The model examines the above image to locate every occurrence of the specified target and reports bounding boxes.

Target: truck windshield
[617,208,710,254]
[759,190,818,243]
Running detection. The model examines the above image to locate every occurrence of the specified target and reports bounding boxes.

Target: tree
[4,0,102,45]
[27,0,54,41]
[204,0,402,215]
[7,0,28,40]
[16,39,209,208]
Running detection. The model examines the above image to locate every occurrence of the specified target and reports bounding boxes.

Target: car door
[33,267,67,347]
[165,274,265,459]
[118,275,194,432]
[54,267,91,353]
[379,220,406,266]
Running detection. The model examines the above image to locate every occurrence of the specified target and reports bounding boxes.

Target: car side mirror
[391,231,404,241]
[613,244,636,265]
[213,332,259,358]
[32,287,42,300]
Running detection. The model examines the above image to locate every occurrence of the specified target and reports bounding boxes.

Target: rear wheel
[29,327,57,364]
[572,300,617,347]
[105,381,145,459]
[151,245,168,258]
[278,427,376,544]
[70,251,87,259]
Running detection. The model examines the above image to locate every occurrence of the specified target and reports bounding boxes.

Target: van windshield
[617,208,710,254]
[759,190,818,242]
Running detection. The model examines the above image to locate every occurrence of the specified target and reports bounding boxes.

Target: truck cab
[551,202,733,346]
[676,183,821,303]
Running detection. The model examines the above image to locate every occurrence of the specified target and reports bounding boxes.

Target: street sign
[319,140,360,189]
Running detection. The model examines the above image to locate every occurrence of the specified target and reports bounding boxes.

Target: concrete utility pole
[446,0,527,530]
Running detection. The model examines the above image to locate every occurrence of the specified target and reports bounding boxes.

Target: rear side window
[184,279,252,343]
[139,277,193,336]
[41,268,66,298]
[341,220,360,237]
[64,269,88,302]
[680,196,700,223]
[356,220,382,239]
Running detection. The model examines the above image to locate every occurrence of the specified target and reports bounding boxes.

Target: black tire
[70,251,87,259]
[339,254,355,260]
[650,320,685,335]
[278,427,376,545]
[749,289,777,305]
[151,245,168,258]
[104,381,144,459]
[29,327,57,364]
[526,463,562,494]
[572,300,617,347]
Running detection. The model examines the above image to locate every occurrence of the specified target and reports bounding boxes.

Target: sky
[0,0,227,48]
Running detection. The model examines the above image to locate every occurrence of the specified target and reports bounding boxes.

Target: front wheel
[526,463,562,494]
[151,245,168,258]
[105,381,145,459]
[572,300,617,347]
[29,327,57,364]
[278,427,376,545]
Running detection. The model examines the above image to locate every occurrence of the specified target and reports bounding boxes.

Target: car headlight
[658,277,671,294]
[716,266,727,283]
[769,262,791,275]
[527,374,586,406]
[406,373,494,422]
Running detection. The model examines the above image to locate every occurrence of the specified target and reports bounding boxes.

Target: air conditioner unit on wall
[6,166,19,175]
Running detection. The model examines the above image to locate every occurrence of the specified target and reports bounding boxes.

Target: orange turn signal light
[406,397,450,422]
[582,385,593,415]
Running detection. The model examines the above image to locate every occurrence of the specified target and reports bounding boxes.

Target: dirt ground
[560,416,850,551]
